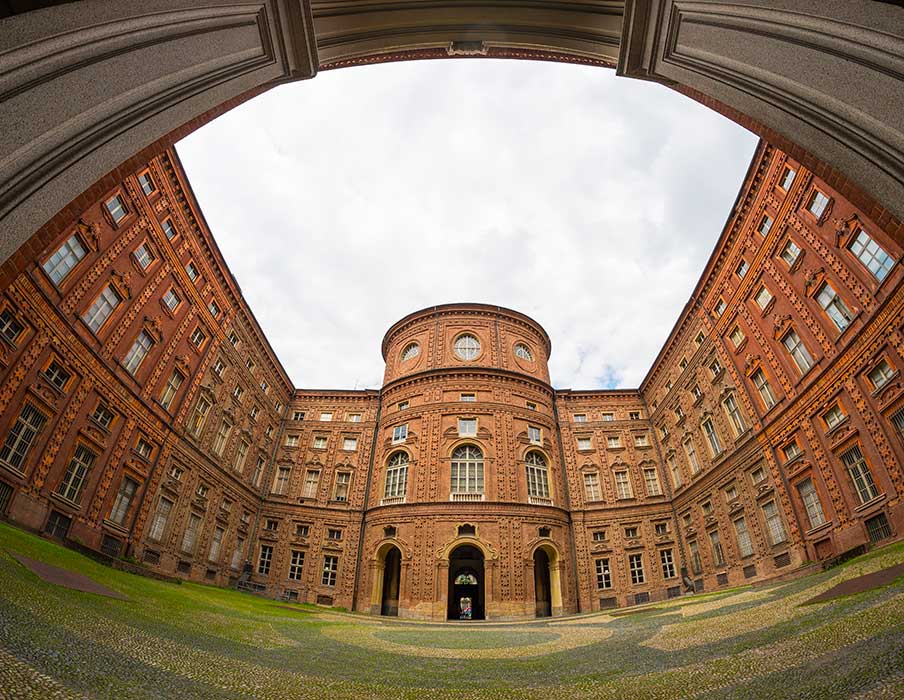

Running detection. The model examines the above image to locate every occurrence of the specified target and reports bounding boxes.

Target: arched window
[514,343,533,361]
[383,451,408,503]
[401,342,419,361]
[451,445,484,499]
[525,451,550,501]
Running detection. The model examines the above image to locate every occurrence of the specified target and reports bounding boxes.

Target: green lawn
[1,522,903,699]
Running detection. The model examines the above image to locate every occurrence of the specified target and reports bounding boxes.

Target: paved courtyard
[0,523,903,700]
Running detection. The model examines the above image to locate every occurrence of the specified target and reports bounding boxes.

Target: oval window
[454,334,480,361]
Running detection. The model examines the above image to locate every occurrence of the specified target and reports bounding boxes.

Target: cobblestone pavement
[1,523,903,700]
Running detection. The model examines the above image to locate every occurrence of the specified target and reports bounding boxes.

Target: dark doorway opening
[534,548,552,617]
[447,545,485,620]
[381,546,401,616]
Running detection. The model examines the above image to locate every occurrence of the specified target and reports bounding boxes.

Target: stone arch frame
[436,534,497,620]
[381,447,413,502]
[521,446,555,503]
[446,440,489,500]
[367,537,411,615]
[527,538,565,616]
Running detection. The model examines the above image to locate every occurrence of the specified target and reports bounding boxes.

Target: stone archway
[369,540,406,616]
[448,544,485,620]
[1,1,902,273]
[531,542,564,617]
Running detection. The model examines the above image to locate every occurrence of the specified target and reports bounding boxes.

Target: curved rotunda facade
[0,140,903,620]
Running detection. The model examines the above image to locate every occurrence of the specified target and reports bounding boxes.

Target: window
[660,549,676,579]
[628,553,645,585]
[212,419,231,455]
[320,412,332,422]
[106,476,138,525]
[709,358,723,376]
[514,343,533,360]
[595,558,612,589]
[573,414,587,423]
[454,334,480,360]
[714,299,726,317]
[401,342,420,361]
[162,288,181,313]
[392,424,408,443]
[702,500,714,517]
[208,301,220,318]
[124,331,153,375]
[0,403,47,471]
[688,540,702,575]
[82,285,121,333]
[734,517,754,558]
[397,401,409,411]
[303,470,320,498]
[228,331,239,347]
[334,472,351,501]
[780,166,796,190]
[265,425,273,438]
[528,426,541,444]
[295,523,309,538]
[754,286,773,310]
[185,261,200,282]
[0,309,23,345]
[43,360,71,390]
[583,472,601,501]
[691,384,703,401]
[451,445,484,497]
[783,330,814,374]
[148,497,173,541]
[43,235,87,285]
[592,530,606,542]
[208,526,224,562]
[258,545,273,575]
[723,394,746,437]
[260,380,269,394]
[322,555,339,586]
[735,260,750,278]
[868,360,895,390]
[807,190,830,218]
[751,466,767,485]
[816,282,853,331]
[169,464,183,481]
[702,418,722,456]
[797,478,826,529]
[189,396,211,436]
[92,403,114,428]
[327,528,342,540]
[668,455,683,488]
[212,359,225,378]
[614,471,633,499]
[312,435,327,449]
[288,550,305,580]
[105,194,127,222]
[525,451,550,501]
[783,440,802,462]
[840,445,880,504]
[293,411,305,421]
[57,444,96,502]
[135,437,153,459]
[234,440,249,472]
[526,401,537,411]
[634,434,649,447]
[849,228,894,281]
[156,371,183,410]
[252,457,264,487]
[342,437,357,451]
[729,326,745,348]
[162,218,177,240]
[762,500,787,545]
[181,513,201,553]
[272,466,291,495]
[655,521,669,536]
[758,214,773,235]
[781,239,802,267]
[709,530,725,566]
[684,439,701,475]
[134,243,154,270]
[607,436,621,449]
[458,418,477,436]
[824,404,846,430]
[695,331,705,346]
[602,413,614,422]
[752,368,777,409]
[629,411,641,420]
[137,171,155,195]
[643,468,662,496]
[384,452,409,501]
[190,327,206,348]
[679,358,688,370]
[264,518,278,532]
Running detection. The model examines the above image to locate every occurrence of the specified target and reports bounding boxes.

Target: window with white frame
[807,190,830,218]
[0,403,47,471]
[460,393,476,402]
[839,445,880,504]
[43,235,87,285]
[185,261,200,282]
[348,413,362,422]
[685,439,701,474]
[780,166,796,190]
[528,426,541,444]
[109,477,138,525]
[628,553,645,584]
[320,412,332,421]
[148,497,173,541]
[159,371,184,410]
[849,228,894,281]
[735,260,750,278]
[782,440,802,462]
[343,437,358,451]
[607,435,621,449]
[123,331,153,375]
[450,445,484,497]
[761,500,787,545]
[312,435,326,449]
[272,466,291,495]
[734,516,754,558]
[212,420,231,456]
[134,243,154,270]
[190,327,206,348]
[709,358,723,376]
[252,457,264,487]
[392,424,408,443]
[823,403,846,430]
[573,414,587,423]
[82,285,121,333]
[723,394,746,437]
[401,342,419,361]
[181,513,202,554]
[0,309,23,345]
[729,326,745,348]
[514,343,533,360]
[288,550,305,581]
[758,214,773,235]
[234,440,249,472]
[702,418,723,456]
[397,400,409,411]
[56,444,96,502]
[595,558,611,589]
[322,555,339,586]
[602,413,614,422]
[724,483,738,502]
[797,477,826,529]
[525,451,550,501]
[783,330,814,374]
[691,384,703,401]
[634,434,649,447]
[162,218,177,240]
[334,472,351,501]
[189,397,210,436]
[816,282,853,331]
[614,471,633,499]
[714,299,727,317]
[384,452,409,501]
[868,360,894,390]
[458,418,477,436]
[751,368,777,409]
[257,544,273,575]
[781,239,801,266]
[709,530,725,566]
[754,286,774,310]
[105,194,127,222]
[643,467,662,496]
[303,470,320,499]
[583,472,601,501]
[92,403,114,428]
[660,548,676,578]
[208,300,220,318]
[453,334,480,360]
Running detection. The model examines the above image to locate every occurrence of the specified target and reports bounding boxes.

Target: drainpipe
[351,393,382,612]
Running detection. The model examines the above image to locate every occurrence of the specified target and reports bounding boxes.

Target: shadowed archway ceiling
[311,1,625,69]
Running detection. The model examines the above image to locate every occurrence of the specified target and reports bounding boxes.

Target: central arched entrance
[380,546,402,616]
[534,548,552,618]
[448,545,485,620]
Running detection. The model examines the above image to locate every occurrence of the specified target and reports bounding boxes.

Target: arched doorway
[448,545,485,620]
[380,546,402,616]
[534,548,552,618]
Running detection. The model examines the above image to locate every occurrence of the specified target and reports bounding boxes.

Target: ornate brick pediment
[109,269,132,299]
[772,314,793,340]
[76,218,100,252]
[803,266,827,297]
[833,214,860,248]
[142,315,163,343]
[743,353,761,376]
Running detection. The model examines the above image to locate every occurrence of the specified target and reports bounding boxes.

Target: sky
[176,59,758,392]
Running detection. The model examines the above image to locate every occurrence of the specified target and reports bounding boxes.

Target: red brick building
[0,140,901,619]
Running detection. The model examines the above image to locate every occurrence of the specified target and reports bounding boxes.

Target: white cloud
[177,60,758,390]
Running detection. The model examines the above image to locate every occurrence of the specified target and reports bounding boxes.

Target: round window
[401,342,420,361]
[514,343,534,361]
[454,334,480,361]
